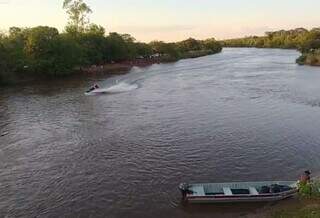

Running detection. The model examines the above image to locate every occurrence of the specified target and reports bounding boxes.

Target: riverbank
[0,26,223,86]
[271,198,320,218]
[247,197,320,218]
[0,48,222,86]
[80,49,221,75]
[250,177,320,218]
[221,27,320,67]
[80,58,161,75]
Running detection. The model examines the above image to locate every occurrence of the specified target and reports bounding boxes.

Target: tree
[135,42,152,57]
[105,32,129,61]
[0,39,8,84]
[177,38,202,52]
[120,34,138,59]
[48,34,84,75]
[24,26,59,59]
[121,34,136,43]
[149,41,179,59]
[203,38,222,52]
[63,0,92,33]
[86,24,105,36]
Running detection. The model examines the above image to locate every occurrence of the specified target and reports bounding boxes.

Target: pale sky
[0,0,319,42]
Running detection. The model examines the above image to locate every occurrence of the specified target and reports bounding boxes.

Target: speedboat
[85,82,138,95]
[85,84,108,95]
[179,181,298,204]
[85,88,108,95]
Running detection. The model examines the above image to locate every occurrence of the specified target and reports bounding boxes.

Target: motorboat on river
[85,82,139,95]
[179,181,298,204]
[85,84,108,95]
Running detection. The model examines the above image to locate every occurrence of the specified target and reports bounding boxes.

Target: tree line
[0,0,221,85]
[222,28,320,65]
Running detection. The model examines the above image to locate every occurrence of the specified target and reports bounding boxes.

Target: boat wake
[104,82,139,93]
[86,82,139,95]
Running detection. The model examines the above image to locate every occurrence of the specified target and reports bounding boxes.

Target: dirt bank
[81,58,162,75]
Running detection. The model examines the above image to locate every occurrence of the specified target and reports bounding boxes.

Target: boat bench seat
[192,186,205,196]
[223,187,233,196]
[249,187,259,195]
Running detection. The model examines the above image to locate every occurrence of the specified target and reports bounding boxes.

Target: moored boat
[179,181,298,203]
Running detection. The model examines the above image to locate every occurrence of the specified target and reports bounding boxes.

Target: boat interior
[189,181,296,196]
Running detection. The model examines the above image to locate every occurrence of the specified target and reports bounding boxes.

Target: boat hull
[180,181,298,204]
[186,190,297,204]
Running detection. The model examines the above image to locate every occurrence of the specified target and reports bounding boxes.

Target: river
[1,48,320,217]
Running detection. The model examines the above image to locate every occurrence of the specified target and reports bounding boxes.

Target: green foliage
[223,27,320,66]
[223,28,318,50]
[86,24,105,36]
[105,32,132,61]
[177,38,202,52]
[0,40,7,84]
[311,180,320,197]
[0,27,222,79]
[298,182,313,198]
[203,38,223,52]
[298,180,320,198]
[271,180,320,218]
[45,34,83,75]
[150,38,222,61]
[135,42,153,57]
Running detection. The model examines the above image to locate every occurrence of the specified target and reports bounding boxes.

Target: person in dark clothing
[300,170,311,184]
[298,170,312,196]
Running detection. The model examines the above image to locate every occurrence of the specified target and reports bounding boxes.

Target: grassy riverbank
[264,180,320,218]
[271,198,320,218]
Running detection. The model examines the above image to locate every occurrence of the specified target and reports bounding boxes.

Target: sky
[0,0,319,42]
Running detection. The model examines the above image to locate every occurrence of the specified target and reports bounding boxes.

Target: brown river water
[1,48,320,217]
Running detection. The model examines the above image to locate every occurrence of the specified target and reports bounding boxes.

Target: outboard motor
[179,183,190,200]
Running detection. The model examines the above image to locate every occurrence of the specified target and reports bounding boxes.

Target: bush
[298,182,312,197]
[296,54,307,65]
[298,180,320,198]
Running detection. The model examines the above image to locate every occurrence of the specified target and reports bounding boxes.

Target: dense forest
[222,28,320,66]
[0,0,221,85]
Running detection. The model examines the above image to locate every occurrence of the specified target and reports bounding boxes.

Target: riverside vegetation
[0,0,222,85]
[223,27,320,67]
[270,180,320,218]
